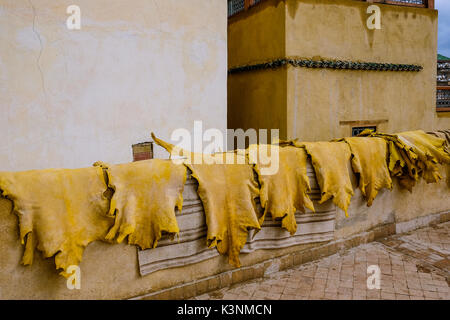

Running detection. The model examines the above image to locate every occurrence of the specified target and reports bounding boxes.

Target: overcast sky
[437,0,450,57]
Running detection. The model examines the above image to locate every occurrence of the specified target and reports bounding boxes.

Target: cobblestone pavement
[194,221,450,300]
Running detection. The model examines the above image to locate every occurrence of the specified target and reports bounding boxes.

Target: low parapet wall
[0,160,448,300]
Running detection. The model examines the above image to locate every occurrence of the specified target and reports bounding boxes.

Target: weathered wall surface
[228,0,287,140]
[0,165,448,300]
[228,68,288,139]
[335,165,450,239]
[228,0,449,140]
[0,0,227,171]
[285,0,446,140]
[228,0,285,67]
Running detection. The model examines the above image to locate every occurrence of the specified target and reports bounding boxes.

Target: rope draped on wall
[228,58,423,74]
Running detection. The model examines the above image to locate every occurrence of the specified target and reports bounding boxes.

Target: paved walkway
[194,221,450,300]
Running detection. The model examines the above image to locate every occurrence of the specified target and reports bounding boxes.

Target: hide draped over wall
[138,165,336,276]
[0,130,448,279]
[0,167,112,277]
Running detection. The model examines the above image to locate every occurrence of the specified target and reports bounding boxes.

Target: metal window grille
[352,126,377,137]
[228,1,428,18]
[438,62,450,70]
[437,89,450,109]
[389,0,425,4]
[228,0,245,17]
[437,61,450,84]
[437,75,449,82]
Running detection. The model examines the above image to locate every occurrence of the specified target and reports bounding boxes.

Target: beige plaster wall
[0,0,227,171]
[335,165,450,239]
[228,0,285,68]
[286,0,446,140]
[227,0,287,142]
[228,68,288,141]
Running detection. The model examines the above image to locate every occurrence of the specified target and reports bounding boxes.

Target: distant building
[437,54,450,111]
[437,54,450,86]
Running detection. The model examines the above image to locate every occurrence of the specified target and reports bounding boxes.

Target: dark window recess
[352,126,376,137]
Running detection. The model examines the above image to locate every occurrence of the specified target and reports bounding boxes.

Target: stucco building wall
[228,0,449,141]
[228,0,288,140]
[0,0,227,171]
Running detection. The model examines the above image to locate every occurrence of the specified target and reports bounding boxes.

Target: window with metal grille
[352,126,377,137]
[391,0,425,4]
[228,0,430,18]
[228,0,245,17]
[437,87,450,110]
[437,61,450,85]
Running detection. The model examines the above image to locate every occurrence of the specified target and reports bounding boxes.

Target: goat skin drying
[397,130,450,184]
[292,141,354,217]
[343,137,393,206]
[0,167,112,277]
[96,160,187,250]
[1,129,448,279]
[360,130,450,191]
[152,133,261,267]
[427,130,450,187]
[249,144,314,234]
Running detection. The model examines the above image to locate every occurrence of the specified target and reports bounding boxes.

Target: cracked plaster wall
[0,0,227,171]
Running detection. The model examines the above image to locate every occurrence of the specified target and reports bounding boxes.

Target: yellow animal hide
[397,130,450,184]
[152,133,261,267]
[0,167,112,277]
[249,144,314,235]
[359,130,450,191]
[96,160,186,250]
[427,130,450,187]
[343,137,393,206]
[293,141,354,217]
